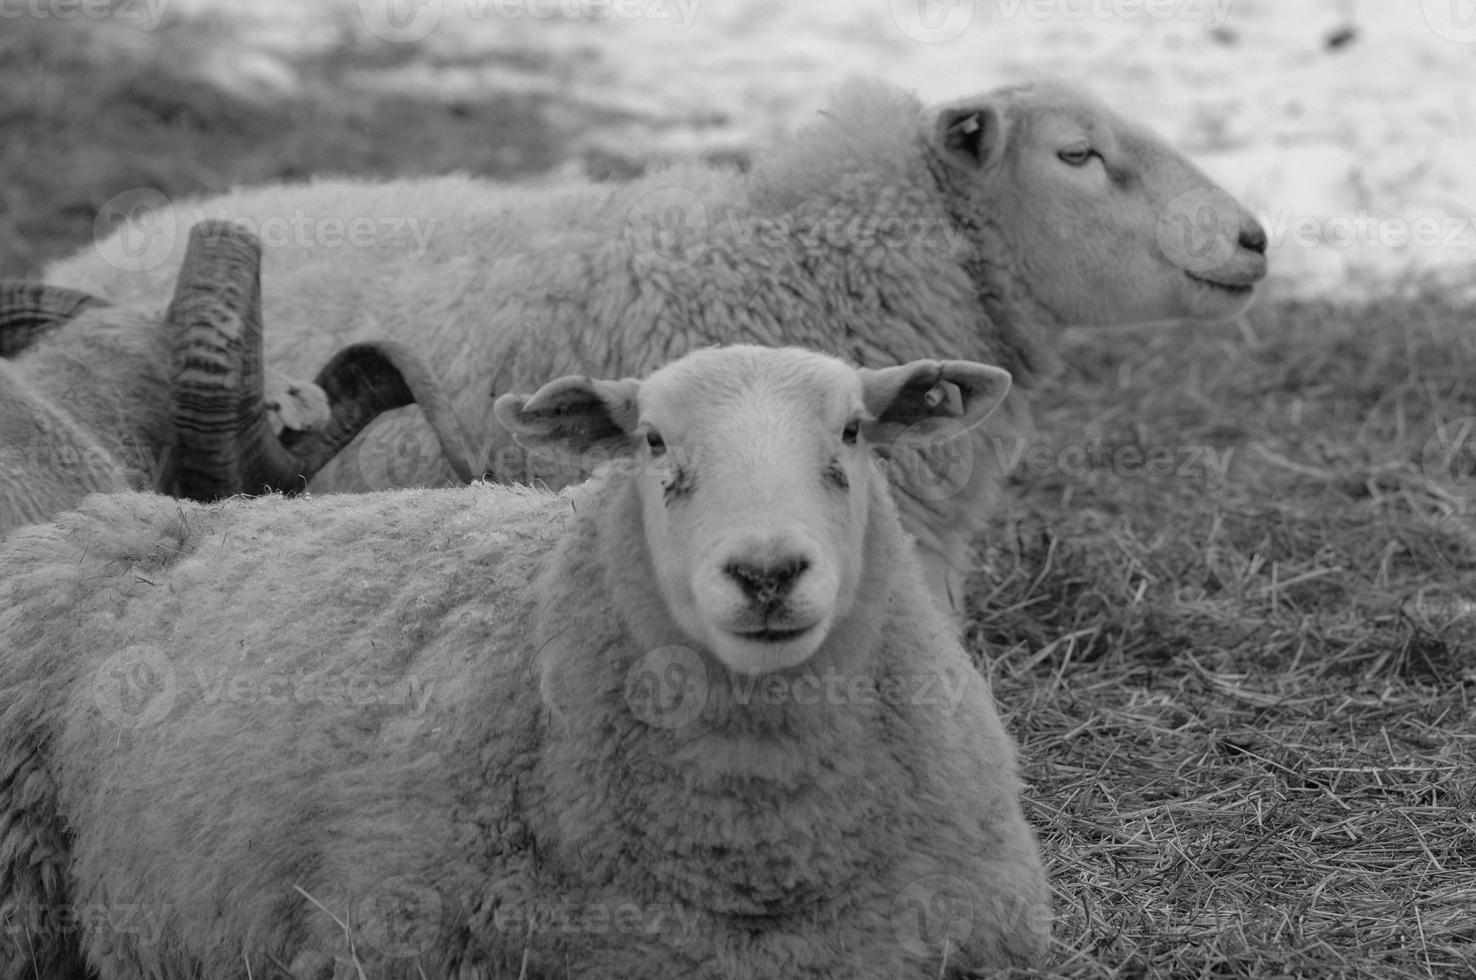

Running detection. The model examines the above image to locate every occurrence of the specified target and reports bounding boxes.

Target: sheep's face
[932,82,1267,327]
[495,346,1011,676]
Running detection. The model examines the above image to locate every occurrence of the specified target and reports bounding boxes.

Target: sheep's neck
[917,139,1061,385]
[531,474,916,916]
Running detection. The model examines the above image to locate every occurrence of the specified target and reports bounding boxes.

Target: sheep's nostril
[724,557,810,605]
[1239,220,1268,255]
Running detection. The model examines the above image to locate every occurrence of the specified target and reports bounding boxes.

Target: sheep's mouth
[1185,253,1267,293]
[1186,273,1257,296]
[734,625,814,644]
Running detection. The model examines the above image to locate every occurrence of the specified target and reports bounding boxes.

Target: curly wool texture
[45,80,1056,579]
[0,470,1048,979]
[0,308,175,534]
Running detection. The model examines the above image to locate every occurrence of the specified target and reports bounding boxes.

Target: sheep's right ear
[932,101,1009,171]
[493,375,642,459]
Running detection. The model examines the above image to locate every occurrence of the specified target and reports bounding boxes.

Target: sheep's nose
[724,556,809,606]
[1239,218,1268,255]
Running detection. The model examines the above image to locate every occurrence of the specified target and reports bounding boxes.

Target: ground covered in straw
[3,11,1473,979]
[988,293,1476,978]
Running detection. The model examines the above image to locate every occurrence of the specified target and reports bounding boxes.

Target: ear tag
[923,381,965,416]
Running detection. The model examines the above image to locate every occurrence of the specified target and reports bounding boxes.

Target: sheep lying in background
[49,78,1269,609]
[0,221,475,535]
[0,345,1049,980]
[2,280,335,432]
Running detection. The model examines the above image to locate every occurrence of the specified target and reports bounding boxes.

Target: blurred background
[3,0,1475,298]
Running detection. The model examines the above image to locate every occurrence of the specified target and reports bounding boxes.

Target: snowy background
[87,0,1476,300]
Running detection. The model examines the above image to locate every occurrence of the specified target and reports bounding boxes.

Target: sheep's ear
[933,102,1008,171]
[859,360,1011,438]
[494,375,642,459]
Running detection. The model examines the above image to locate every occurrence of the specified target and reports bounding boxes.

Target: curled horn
[167,219,476,500]
[0,282,109,356]
[279,340,480,485]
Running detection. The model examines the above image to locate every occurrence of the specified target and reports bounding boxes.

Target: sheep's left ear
[932,101,1009,171]
[859,360,1011,439]
[493,375,642,460]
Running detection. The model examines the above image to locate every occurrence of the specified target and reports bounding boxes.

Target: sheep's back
[0,484,566,977]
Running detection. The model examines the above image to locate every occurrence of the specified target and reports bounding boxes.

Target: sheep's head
[495,345,1010,676]
[929,81,1267,326]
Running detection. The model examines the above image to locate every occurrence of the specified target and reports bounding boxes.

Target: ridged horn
[0,282,109,356]
[167,219,478,501]
[279,340,480,485]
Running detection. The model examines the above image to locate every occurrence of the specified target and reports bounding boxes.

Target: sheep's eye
[645,429,666,457]
[841,419,861,445]
[1058,145,1095,167]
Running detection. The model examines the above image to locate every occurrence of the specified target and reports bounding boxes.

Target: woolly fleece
[0,474,1047,978]
[47,79,1263,589]
[0,308,174,534]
